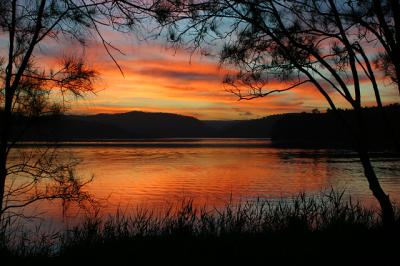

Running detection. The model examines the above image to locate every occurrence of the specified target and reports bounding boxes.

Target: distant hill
[270,104,400,149]
[9,111,210,140]
[5,104,400,150]
[203,115,283,138]
[9,111,283,140]
[70,111,209,138]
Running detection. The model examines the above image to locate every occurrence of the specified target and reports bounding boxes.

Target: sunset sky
[36,29,398,120]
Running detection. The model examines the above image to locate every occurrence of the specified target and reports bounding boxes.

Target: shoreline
[1,191,399,265]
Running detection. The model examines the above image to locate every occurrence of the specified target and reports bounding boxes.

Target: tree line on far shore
[3,104,399,150]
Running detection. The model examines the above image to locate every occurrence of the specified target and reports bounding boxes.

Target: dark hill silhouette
[8,111,209,140]
[8,111,280,140]
[203,115,282,138]
[4,104,399,150]
[222,115,282,138]
[71,111,208,138]
[10,115,135,140]
[270,104,400,149]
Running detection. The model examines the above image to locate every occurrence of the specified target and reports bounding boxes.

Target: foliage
[149,0,400,225]
[1,190,399,265]
[0,0,151,221]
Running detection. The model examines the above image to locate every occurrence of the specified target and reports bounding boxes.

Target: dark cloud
[272,100,304,107]
[232,108,255,117]
[138,67,221,81]
[239,111,254,116]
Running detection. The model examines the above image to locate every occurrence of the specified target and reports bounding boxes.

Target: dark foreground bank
[1,191,399,266]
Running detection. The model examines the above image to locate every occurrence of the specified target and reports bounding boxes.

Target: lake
[7,138,400,228]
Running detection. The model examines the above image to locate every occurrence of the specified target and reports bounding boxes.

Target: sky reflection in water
[8,139,400,228]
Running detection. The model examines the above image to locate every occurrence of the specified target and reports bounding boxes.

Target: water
[6,139,400,228]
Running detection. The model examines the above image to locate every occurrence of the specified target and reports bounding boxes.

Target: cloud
[35,36,386,119]
[138,67,221,82]
[238,111,254,117]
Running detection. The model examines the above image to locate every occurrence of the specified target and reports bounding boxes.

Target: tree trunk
[0,93,12,218]
[358,148,395,227]
[0,129,8,218]
[0,153,6,218]
[350,106,396,227]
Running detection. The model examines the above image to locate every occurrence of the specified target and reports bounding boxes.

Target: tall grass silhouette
[1,189,399,265]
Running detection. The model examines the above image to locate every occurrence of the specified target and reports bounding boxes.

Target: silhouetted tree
[0,0,149,220]
[151,0,399,225]
[343,1,400,91]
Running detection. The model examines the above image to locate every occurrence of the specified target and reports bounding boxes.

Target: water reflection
[7,139,400,227]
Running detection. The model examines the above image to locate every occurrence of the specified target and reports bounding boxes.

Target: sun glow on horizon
[36,33,399,120]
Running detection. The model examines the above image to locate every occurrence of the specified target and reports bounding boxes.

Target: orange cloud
[33,36,395,120]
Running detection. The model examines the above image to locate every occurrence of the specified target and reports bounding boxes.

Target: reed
[1,189,399,265]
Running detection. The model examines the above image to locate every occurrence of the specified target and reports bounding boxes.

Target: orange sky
[36,32,399,120]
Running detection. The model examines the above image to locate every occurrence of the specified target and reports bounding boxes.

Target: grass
[1,190,399,265]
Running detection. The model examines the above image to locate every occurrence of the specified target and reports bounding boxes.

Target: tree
[345,0,400,91]
[151,0,399,225]
[0,0,149,221]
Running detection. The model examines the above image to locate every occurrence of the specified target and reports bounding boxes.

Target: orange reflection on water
[8,140,400,227]
[78,148,326,210]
